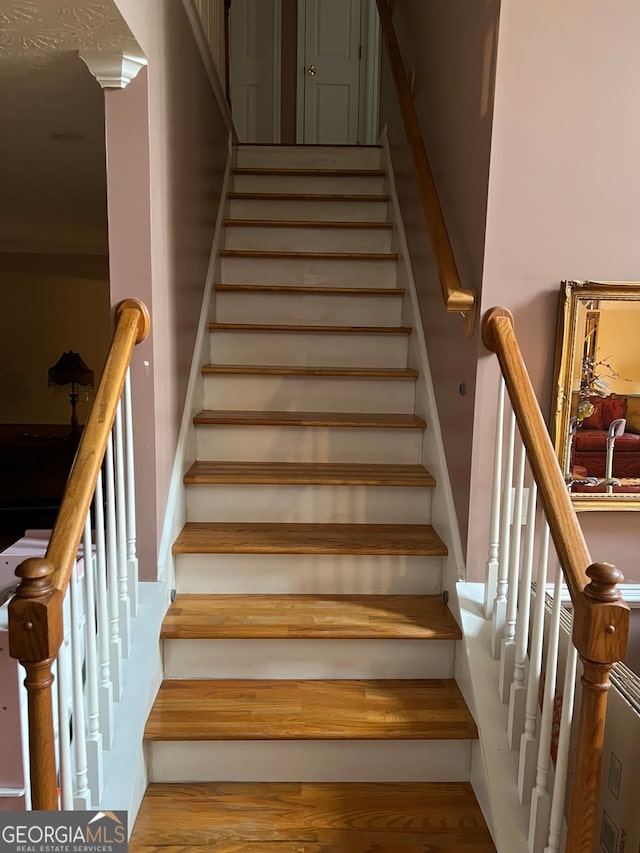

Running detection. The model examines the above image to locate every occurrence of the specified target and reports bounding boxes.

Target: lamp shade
[48,351,94,396]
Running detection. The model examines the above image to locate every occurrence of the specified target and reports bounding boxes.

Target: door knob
[307,64,317,76]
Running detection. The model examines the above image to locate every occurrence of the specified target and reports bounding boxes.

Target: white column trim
[79,51,147,89]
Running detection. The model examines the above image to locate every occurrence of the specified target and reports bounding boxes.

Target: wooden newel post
[567,562,629,853]
[8,558,64,810]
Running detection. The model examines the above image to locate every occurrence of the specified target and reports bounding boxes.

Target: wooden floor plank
[208,323,411,334]
[202,364,418,377]
[183,462,435,487]
[193,410,426,429]
[232,168,386,177]
[214,284,404,295]
[228,191,391,202]
[224,219,393,229]
[161,594,462,640]
[172,522,448,556]
[219,251,399,261]
[129,783,495,852]
[144,679,478,741]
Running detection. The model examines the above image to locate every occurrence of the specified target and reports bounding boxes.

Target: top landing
[235,144,383,171]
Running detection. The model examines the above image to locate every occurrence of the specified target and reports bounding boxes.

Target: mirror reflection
[552,281,640,509]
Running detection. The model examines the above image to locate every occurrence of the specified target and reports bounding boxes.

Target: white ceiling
[0,1,140,255]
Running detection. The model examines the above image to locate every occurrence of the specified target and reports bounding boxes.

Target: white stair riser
[229,197,389,222]
[235,145,382,169]
[185,484,432,524]
[221,255,397,288]
[174,554,442,596]
[233,174,386,194]
[196,425,423,464]
[162,638,455,679]
[215,290,403,326]
[209,330,408,369]
[203,375,416,413]
[225,225,393,254]
[149,740,472,783]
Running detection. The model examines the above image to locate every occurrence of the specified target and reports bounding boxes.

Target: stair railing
[482,307,629,853]
[374,0,476,336]
[8,298,150,810]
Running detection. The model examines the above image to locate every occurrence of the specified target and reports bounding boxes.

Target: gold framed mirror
[552,280,640,510]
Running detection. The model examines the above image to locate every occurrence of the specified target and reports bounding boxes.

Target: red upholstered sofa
[573,395,640,478]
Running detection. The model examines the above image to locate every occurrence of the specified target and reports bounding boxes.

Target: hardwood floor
[193,410,425,428]
[160,594,462,640]
[129,782,496,852]
[172,522,448,556]
[183,462,435,487]
[144,679,478,741]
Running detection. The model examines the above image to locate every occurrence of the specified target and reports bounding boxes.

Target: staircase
[129,145,496,851]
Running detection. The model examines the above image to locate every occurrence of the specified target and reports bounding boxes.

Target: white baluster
[509,479,538,748]
[484,378,504,619]
[491,407,516,658]
[124,370,139,616]
[518,522,550,803]
[56,637,73,810]
[499,438,526,701]
[114,402,131,656]
[69,554,91,809]
[82,516,103,800]
[105,436,123,701]
[544,624,578,853]
[94,471,114,747]
[528,562,563,853]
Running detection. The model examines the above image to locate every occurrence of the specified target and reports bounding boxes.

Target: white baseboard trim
[183,0,237,142]
[379,127,466,599]
[156,140,234,593]
[100,581,165,826]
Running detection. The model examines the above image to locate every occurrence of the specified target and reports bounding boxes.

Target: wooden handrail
[8,297,149,809]
[375,0,476,336]
[482,307,629,853]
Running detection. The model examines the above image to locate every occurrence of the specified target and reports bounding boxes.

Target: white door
[230,0,281,142]
[299,0,363,144]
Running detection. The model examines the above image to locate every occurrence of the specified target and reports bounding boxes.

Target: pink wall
[378,0,500,550]
[105,68,157,579]
[110,0,229,578]
[469,0,640,583]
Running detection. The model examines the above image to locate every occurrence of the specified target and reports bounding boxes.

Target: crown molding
[79,50,147,88]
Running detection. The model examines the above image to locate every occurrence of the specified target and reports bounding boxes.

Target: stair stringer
[381,128,498,843]
[156,135,234,597]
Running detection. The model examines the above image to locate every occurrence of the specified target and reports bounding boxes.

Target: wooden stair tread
[161,594,461,640]
[184,461,435,487]
[172,522,448,556]
[214,283,404,295]
[224,219,392,229]
[229,191,391,201]
[232,168,385,177]
[219,250,399,260]
[193,410,426,429]
[208,322,411,335]
[202,364,418,377]
[144,679,478,741]
[129,782,495,852]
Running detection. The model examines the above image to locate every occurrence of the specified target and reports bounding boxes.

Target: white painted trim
[183,0,237,142]
[296,0,306,143]
[156,138,234,595]
[360,0,381,144]
[79,51,147,89]
[380,126,466,593]
[100,581,165,826]
[273,0,282,144]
